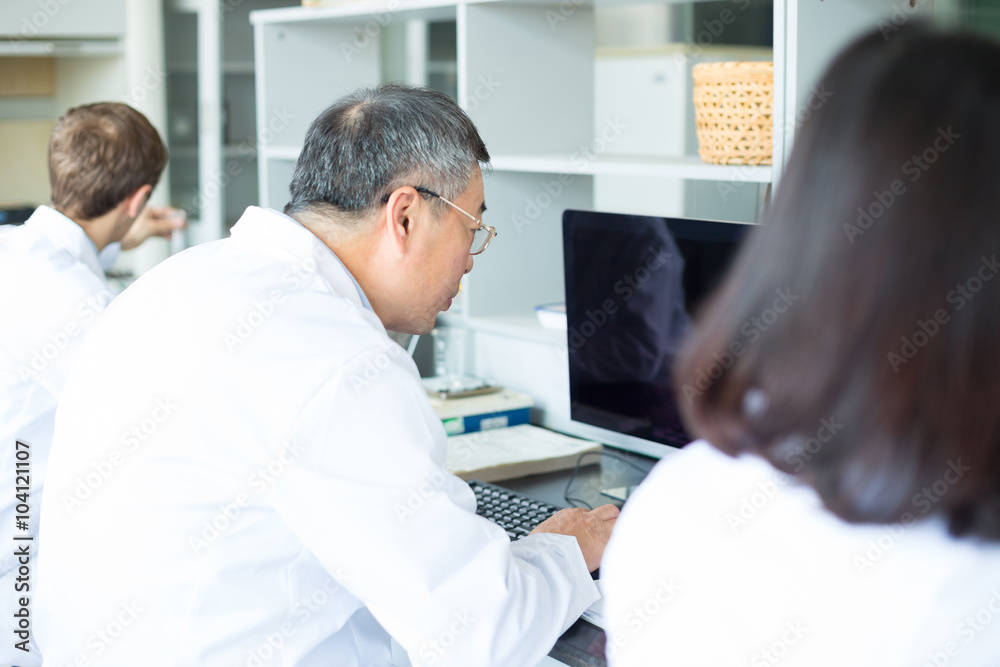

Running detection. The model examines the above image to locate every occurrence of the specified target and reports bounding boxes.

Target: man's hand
[121,206,187,250]
[530,504,619,572]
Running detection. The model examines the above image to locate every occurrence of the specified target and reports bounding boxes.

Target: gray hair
[284,83,490,222]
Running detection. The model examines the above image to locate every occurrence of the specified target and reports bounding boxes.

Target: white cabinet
[0,0,126,55]
[250,0,933,429]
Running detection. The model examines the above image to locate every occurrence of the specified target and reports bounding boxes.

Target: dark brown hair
[676,24,1000,539]
[49,102,168,220]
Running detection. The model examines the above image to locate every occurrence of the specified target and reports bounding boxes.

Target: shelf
[252,0,731,25]
[223,62,256,75]
[168,62,255,75]
[264,147,772,183]
[181,145,258,158]
[167,63,197,74]
[263,145,302,160]
[251,0,457,26]
[427,60,458,75]
[480,0,731,5]
[439,313,565,346]
[491,154,772,183]
[0,39,123,57]
[169,146,198,159]
[224,144,258,158]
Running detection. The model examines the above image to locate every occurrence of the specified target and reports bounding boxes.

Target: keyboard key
[468,480,561,541]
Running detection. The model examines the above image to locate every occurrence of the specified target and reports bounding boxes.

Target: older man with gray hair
[36,84,618,666]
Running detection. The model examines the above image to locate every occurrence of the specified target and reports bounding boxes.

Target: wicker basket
[692,61,773,165]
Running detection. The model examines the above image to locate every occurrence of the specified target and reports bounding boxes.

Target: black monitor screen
[563,210,750,451]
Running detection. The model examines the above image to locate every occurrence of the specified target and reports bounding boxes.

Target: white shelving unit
[0,0,126,43]
[491,154,773,181]
[164,0,298,247]
[250,0,933,434]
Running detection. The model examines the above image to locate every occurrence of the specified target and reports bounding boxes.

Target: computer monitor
[562,209,751,460]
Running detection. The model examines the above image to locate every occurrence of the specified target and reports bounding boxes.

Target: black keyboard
[469,479,562,540]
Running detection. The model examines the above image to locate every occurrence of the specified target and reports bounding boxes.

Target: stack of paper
[446,424,602,482]
[581,579,606,629]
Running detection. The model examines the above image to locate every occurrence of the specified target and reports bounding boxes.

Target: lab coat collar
[25,205,104,279]
[229,206,375,314]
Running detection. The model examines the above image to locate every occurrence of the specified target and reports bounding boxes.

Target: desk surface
[493,446,660,667]
[497,445,657,511]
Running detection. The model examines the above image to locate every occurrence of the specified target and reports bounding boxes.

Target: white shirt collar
[228,206,375,313]
[25,205,104,279]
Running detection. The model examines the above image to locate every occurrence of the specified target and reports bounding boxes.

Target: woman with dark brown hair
[602,24,1000,666]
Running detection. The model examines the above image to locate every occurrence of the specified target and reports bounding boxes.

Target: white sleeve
[269,344,599,667]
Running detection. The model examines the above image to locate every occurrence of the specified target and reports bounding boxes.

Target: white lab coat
[0,206,117,667]
[36,206,597,666]
[602,440,1000,666]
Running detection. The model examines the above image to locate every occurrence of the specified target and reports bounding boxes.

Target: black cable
[563,450,650,510]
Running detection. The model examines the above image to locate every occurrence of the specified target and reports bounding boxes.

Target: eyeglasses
[382,186,496,255]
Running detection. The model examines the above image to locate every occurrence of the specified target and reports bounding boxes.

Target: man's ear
[125,184,153,219]
[383,186,421,251]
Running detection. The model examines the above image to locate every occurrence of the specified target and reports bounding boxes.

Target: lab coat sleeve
[269,343,599,667]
